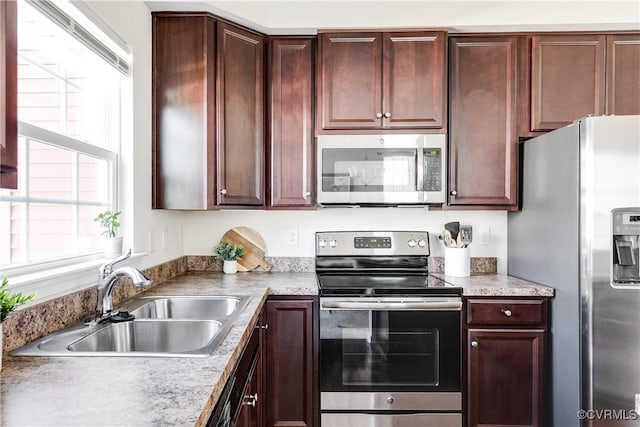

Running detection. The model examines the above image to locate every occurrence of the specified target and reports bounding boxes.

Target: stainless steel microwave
[317,134,446,206]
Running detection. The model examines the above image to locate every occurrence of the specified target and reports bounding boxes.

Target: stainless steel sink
[127,296,250,320]
[11,295,251,358]
[68,320,222,355]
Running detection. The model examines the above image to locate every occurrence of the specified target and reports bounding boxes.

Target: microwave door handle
[416,147,424,195]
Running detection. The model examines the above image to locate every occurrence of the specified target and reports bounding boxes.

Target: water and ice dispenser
[612,208,640,284]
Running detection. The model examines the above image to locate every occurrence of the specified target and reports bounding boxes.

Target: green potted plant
[94,210,122,258]
[214,241,245,274]
[0,277,35,370]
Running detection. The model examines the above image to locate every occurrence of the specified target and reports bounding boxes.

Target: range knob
[418,239,427,247]
[329,239,338,248]
[318,240,327,248]
[407,239,417,248]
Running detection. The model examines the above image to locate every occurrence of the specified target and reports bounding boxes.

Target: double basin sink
[12,295,251,357]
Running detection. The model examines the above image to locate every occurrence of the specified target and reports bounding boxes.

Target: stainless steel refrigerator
[508,115,640,427]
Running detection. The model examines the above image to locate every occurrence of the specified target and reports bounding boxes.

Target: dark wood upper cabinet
[268,38,315,208]
[216,23,265,206]
[383,32,446,128]
[152,14,216,209]
[317,31,446,132]
[317,32,382,130]
[448,36,519,207]
[265,298,317,427]
[530,34,606,132]
[606,34,640,115]
[152,15,265,209]
[1,0,18,190]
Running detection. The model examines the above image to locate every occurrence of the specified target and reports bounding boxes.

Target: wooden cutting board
[221,227,272,272]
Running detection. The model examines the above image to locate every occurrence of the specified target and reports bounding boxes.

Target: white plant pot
[103,237,124,259]
[223,260,238,274]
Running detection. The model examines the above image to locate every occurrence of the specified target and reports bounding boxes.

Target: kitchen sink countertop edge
[0,271,552,426]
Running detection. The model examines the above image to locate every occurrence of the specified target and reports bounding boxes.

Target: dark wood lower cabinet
[465,298,548,427]
[265,297,317,427]
[232,319,263,427]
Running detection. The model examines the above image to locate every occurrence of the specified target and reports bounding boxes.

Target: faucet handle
[100,249,132,277]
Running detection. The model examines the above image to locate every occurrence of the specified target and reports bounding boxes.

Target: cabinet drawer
[466,299,546,326]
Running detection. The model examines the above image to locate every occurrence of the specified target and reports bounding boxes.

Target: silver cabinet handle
[502,309,513,317]
[450,190,457,196]
[220,189,227,195]
[387,396,395,404]
[471,341,478,347]
[304,191,311,197]
[376,112,383,118]
[384,112,391,118]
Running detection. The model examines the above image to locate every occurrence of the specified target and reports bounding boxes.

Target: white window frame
[0,0,132,304]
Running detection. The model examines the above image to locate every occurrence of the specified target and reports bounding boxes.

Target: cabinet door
[217,23,265,206]
[152,14,216,209]
[318,32,382,130]
[467,329,545,427]
[531,34,605,131]
[448,36,519,206]
[268,38,315,208]
[1,0,17,189]
[606,34,640,115]
[383,31,446,129]
[265,298,316,427]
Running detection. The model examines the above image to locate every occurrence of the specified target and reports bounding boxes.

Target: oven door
[319,297,461,393]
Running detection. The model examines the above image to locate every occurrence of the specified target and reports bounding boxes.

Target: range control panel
[316,231,430,257]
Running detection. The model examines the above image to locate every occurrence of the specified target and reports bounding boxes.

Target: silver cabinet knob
[244,393,258,407]
[384,112,391,118]
[220,189,227,195]
[304,191,312,197]
[387,396,395,404]
[376,112,383,118]
[471,341,478,347]
[450,190,457,196]
[502,309,513,317]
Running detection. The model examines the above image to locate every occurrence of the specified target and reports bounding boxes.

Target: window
[0,0,129,270]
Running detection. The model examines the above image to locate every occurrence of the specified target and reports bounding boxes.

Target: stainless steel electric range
[316,231,462,427]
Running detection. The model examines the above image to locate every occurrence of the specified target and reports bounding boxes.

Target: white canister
[444,247,470,277]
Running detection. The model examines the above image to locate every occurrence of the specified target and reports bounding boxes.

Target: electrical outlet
[148,228,155,253]
[162,228,169,251]
[479,228,491,245]
[286,228,299,247]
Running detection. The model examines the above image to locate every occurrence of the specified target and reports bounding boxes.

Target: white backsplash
[182,208,508,273]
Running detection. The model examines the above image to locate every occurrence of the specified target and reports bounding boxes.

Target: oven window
[321,308,460,392]
[341,327,438,386]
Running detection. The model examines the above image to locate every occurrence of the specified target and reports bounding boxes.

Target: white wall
[86,1,509,274]
[86,1,185,269]
[183,209,508,272]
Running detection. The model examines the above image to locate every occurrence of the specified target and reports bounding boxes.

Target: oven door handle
[320,299,462,311]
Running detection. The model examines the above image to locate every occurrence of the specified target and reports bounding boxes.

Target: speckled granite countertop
[432,273,555,297]
[0,272,318,427]
[0,271,552,427]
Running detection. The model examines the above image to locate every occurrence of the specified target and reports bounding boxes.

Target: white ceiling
[144,0,640,35]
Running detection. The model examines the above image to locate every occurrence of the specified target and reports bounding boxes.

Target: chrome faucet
[95,249,152,322]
